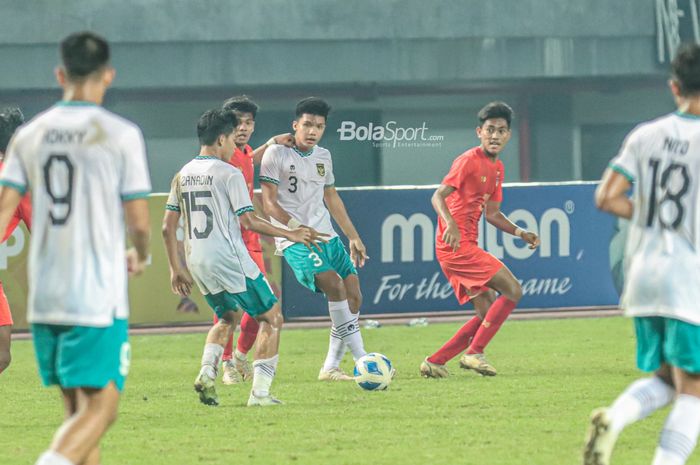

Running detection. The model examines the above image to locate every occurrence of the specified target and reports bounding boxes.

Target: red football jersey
[0,160,31,242]
[228,144,261,251]
[436,146,504,251]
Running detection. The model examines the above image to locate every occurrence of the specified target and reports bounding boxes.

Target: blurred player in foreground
[0,32,151,465]
[585,43,700,465]
[0,106,32,375]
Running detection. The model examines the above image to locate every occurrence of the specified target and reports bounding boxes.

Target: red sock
[236,312,259,355]
[427,316,482,365]
[213,314,235,361]
[467,296,516,354]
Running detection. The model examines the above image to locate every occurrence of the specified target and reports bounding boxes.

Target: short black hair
[197,109,239,146]
[672,43,700,96]
[0,106,24,154]
[295,97,331,120]
[222,95,259,119]
[60,31,110,80]
[478,101,514,128]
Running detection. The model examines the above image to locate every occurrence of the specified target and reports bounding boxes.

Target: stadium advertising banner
[281,182,620,318]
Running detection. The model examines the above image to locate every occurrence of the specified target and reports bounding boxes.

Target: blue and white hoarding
[281,182,619,318]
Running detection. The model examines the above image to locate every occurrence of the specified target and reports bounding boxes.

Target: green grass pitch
[1,317,695,465]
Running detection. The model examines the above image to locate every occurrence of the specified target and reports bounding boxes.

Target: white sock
[607,377,675,434]
[36,451,74,465]
[322,326,348,371]
[252,354,279,397]
[200,343,224,379]
[328,300,366,361]
[234,348,247,362]
[652,394,700,465]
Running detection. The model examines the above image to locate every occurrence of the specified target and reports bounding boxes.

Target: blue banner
[281,183,619,318]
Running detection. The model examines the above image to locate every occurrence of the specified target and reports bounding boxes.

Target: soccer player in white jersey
[0,32,151,465]
[260,97,372,381]
[584,43,700,465]
[162,109,316,407]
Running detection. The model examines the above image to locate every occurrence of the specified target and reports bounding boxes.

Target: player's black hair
[295,97,331,120]
[478,101,514,128]
[222,95,259,119]
[60,31,110,80]
[672,43,700,96]
[0,106,24,154]
[197,109,239,146]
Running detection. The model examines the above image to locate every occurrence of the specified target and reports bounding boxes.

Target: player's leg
[0,282,13,374]
[650,319,700,465]
[35,320,128,465]
[227,249,265,384]
[421,290,496,378]
[212,313,234,363]
[315,271,367,361]
[248,303,283,406]
[0,325,10,374]
[195,305,239,406]
[583,317,676,465]
[460,265,521,376]
[36,384,120,465]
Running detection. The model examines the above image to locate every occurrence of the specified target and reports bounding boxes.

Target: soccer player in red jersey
[0,107,32,374]
[420,102,540,378]
[213,96,293,384]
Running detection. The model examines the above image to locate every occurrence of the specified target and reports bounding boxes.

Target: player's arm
[431,184,460,251]
[161,208,193,297]
[251,133,294,165]
[261,181,294,225]
[485,200,540,249]
[123,198,151,276]
[323,186,368,267]
[238,211,319,249]
[595,168,633,219]
[0,187,23,238]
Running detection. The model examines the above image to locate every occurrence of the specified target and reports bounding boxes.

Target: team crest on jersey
[290,164,296,172]
[316,163,325,176]
[480,176,486,183]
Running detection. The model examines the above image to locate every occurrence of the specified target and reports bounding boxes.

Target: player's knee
[0,350,10,373]
[504,281,522,302]
[319,276,346,300]
[347,291,362,313]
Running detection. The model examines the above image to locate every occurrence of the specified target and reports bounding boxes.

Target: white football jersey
[259,144,338,251]
[166,156,261,296]
[0,102,151,327]
[611,112,700,325]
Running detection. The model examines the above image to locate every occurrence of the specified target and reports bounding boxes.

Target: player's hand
[521,231,540,249]
[301,227,330,252]
[272,133,294,147]
[170,267,194,297]
[443,221,461,252]
[349,237,369,268]
[126,247,149,277]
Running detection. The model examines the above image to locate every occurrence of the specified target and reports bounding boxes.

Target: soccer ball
[353,353,393,391]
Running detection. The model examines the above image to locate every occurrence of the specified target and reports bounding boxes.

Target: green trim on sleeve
[609,163,635,183]
[121,191,151,201]
[324,183,335,188]
[259,176,280,185]
[0,180,27,195]
[165,204,180,212]
[235,205,255,216]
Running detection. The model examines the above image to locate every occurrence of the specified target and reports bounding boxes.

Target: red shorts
[437,243,504,305]
[0,282,12,326]
[248,248,266,274]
